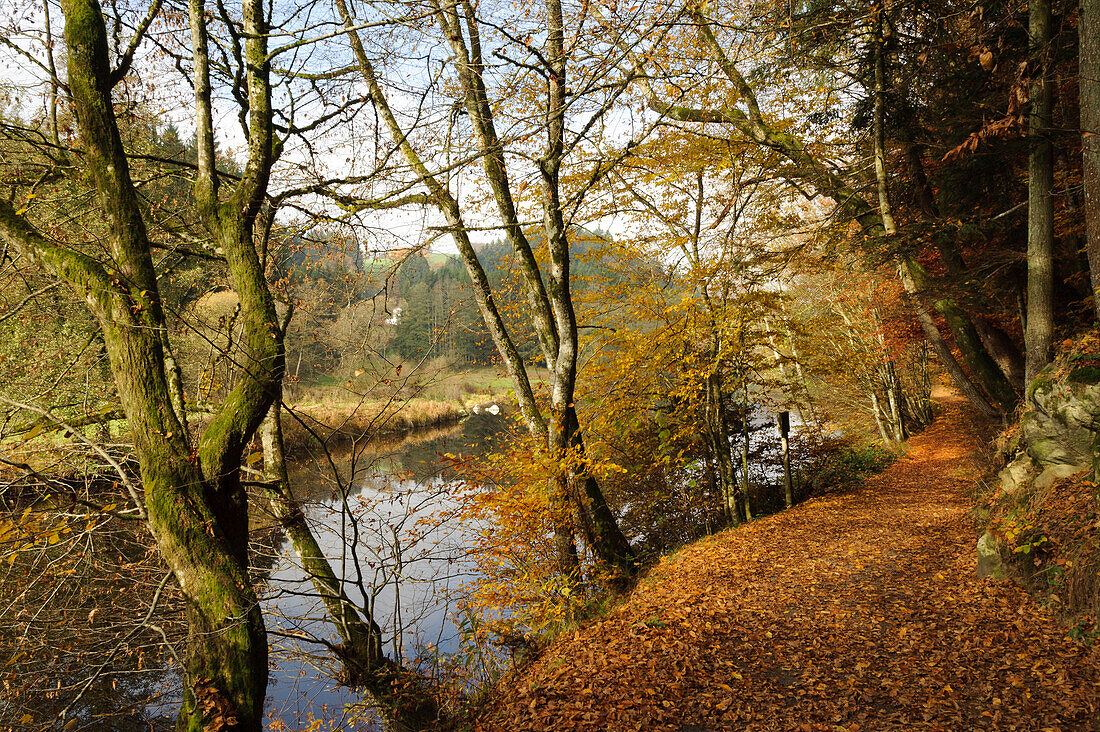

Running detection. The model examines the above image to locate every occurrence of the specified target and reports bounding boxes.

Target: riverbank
[276,366,524,454]
[280,397,466,456]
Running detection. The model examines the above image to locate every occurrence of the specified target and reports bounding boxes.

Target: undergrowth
[799,438,899,496]
[985,470,1100,643]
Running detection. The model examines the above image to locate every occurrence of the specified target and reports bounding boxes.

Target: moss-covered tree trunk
[0,0,278,726]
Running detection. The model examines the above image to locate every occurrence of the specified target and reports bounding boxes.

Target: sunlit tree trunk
[433,0,636,575]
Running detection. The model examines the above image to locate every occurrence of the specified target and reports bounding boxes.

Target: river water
[261,409,508,727]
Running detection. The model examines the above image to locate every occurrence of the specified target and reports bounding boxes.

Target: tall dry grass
[280,397,464,455]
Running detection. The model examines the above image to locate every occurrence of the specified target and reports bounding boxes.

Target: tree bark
[563,409,638,575]
[334,0,548,440]
[1083,0,1100,317]
[705,371,740,525]
[740,378,753,522]
[335,0,592,574]
[1025,0,1055,387]
[894,257,999,415]
[188,0,284,568]
[431,0,636,575]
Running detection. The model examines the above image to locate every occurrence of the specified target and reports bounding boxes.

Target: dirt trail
[480,396,1100,730]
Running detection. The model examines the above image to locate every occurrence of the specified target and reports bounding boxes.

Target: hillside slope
[478,395,1100,730]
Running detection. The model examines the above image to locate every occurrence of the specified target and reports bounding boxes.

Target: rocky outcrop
[981,352,1100,577]
[1008,359,1100,486]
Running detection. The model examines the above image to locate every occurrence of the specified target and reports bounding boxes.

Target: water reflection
[260,411,509,727]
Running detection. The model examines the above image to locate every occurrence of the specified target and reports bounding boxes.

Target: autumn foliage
[475,395,1100,730]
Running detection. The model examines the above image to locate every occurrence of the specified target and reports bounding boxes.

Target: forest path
[479,395,1100,731]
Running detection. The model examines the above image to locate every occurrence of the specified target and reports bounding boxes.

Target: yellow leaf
[15,207,27,216]
[246,452,264,465]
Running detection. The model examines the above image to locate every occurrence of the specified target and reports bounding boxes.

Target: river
[260,408,509,727]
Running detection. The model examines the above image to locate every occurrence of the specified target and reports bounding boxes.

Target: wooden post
[778,411,794,509]
[742,379,752,522]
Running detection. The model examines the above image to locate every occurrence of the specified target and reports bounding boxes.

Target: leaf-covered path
[479,396,1100,730]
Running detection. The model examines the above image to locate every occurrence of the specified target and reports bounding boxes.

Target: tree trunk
[740,379,753,522]
[436,0,636,577]
[1026,0,1055,387]
[1083,0,1100,318]
[973,319,1026,389]
[901,113,1026,393]
[706,371,740,525]
[561,408,637,576]
[894,257,999,415]
[260,401,384,675]
[336,1,600,576]
[1,0,275,726]
[871,392,894,444]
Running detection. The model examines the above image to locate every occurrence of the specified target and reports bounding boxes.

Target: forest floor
[477,393,1100,731]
